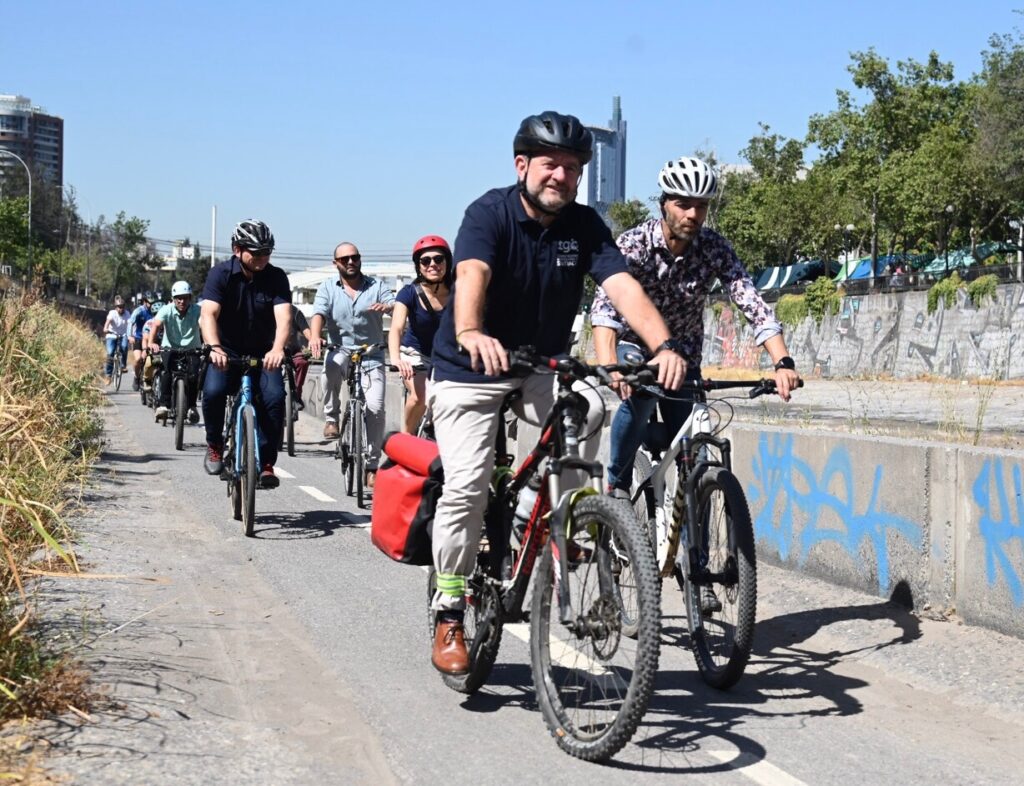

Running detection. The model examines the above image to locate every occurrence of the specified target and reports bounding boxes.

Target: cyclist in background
[425,111,685,674]
[151,281,202,424]
[127,293,154,391]
[199,219,291,488]
[141,302,166,392]
[102,295,130,385]
[591,156,801,497]
[388,234,452,433]
[308,241,395,487]
[286,307,313,411]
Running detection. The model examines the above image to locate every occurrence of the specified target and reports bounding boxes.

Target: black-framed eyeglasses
[418,254,446,267]
[246,248,272,258]
[335,253,362,263]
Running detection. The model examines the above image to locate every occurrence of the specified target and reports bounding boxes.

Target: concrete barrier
[302,367,1024,639]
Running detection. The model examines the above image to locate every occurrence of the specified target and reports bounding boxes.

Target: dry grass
[1,294,104,728]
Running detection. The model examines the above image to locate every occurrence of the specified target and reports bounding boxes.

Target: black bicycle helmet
[231,219,275,254]
[513,111,593,164]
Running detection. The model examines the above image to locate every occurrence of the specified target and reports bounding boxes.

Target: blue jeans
[104,336,128,377]
[202,364,285,468]
[607,344,701,491]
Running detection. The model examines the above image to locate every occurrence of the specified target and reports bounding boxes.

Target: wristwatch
[774,356,796,371]
[654,338,684,355]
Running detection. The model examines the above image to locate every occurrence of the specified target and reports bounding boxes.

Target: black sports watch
[654,338,684,355]
[774,356,796,371]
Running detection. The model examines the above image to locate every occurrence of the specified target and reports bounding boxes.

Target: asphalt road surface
[28,384,1024,785]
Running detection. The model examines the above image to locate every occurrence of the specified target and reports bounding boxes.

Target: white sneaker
[155,406,169,421]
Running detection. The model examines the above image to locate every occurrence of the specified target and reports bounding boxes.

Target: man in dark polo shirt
[199,219,292,488]
[427,111,687,675]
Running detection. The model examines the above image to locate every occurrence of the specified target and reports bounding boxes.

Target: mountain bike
[156,348,203,451]
[334,342,384,509]
[206,346,270,538]
[627,372,800,689]
[425,349,661,762]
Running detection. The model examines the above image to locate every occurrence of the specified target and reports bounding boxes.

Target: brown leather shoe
[323,421,339,439]
[431,619,469,675]
[365,469,376,489]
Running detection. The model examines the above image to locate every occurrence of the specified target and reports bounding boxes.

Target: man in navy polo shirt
[199,219,292,488]
[427,111,687,675]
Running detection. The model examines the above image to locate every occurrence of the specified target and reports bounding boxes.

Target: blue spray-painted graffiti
[971,459,1024,606]
[748,433,922,593]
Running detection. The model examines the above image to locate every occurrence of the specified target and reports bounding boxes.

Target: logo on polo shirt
[556,238,580,268]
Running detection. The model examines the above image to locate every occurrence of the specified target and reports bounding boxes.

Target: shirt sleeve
[201,265,226,304]
[589,285,623,331]
[377,280,396,306]
[395,284,416,309]
[585,211,629,286]
[312,280,331,318]
[293,309,309,333]
[452,199,501,270]
[715,237,783,344]
[271,268,291,306]
[156,304,174,321]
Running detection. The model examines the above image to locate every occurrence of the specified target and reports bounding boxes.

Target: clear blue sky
[2,1,1019,269]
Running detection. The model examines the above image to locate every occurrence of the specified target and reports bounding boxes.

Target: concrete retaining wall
[703,282,1024,380]
[303,368,1024,639]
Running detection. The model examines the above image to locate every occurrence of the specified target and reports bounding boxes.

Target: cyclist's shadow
[251,509,368,539]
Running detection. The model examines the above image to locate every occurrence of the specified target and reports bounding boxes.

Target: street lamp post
[943,204,954,278]
[0,149,32,282]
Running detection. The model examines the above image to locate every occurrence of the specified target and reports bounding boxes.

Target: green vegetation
[805,277,843,323]
[711,301,727,320]
[774,294,809,327]
[967,273,999,306]
[928,272,963,313]
[0,297,103,723]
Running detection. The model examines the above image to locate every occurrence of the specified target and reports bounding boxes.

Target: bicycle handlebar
[202,344,263,368]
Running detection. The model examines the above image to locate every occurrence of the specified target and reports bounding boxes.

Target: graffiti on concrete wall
[747,433,922,593]
[703,283,1024,379]
[971,458,1024,606]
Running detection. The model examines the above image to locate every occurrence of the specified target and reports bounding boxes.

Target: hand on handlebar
[459,331,508,376]
[396,360,417,380]
[263,347,285,371]
[773,367,801,402]
[651,348,686,391]
[208,345,229,370]
[609,370,633,401]
[308,336,325,360]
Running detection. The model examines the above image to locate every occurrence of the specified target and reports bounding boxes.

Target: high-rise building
[579,96,627,225]
[0,94,64,189]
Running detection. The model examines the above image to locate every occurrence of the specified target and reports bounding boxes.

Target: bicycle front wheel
[113,355,123,392]
[284,376,295,457]
[676,466,756,690]
[174,377,187,451]
[340,407,354,495]
[530,495,660,762]
[241,406,258,537]
[354,410,366,508]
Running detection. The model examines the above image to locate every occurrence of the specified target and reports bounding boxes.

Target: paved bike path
[32,387,1024,784]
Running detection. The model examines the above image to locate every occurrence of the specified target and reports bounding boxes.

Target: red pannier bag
[370,432,444,565]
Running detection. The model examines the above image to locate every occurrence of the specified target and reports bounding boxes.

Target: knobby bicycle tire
[530,495,661,762]
[675,466,756,690]
[284,374,296,457]
[427,569,503,694]
[241,406,258,537]
[174,377,187,451]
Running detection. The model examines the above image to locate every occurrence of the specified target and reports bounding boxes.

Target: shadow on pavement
[253,509,369,539]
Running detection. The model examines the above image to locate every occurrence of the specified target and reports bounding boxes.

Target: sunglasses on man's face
[335,253,361,263]
[418,255,447,267]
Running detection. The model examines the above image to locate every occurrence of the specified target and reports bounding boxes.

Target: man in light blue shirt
[152,280,202,423]
[309,242,395,481]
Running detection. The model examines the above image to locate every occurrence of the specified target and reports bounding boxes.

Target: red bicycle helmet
[412,235,451,262]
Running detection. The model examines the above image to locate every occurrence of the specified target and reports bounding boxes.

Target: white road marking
[299,485,336,503]
[706,750,807,786]
[505,623,628,692]
[274,467,295,479]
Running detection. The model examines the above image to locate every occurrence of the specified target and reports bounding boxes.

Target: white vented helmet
[658,157,718,199]
[171,280,192,297]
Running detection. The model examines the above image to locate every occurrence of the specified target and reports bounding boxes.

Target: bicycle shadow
[252,509,369,539]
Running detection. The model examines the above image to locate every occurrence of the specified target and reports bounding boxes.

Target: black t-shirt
[432,185,627,383]
[201,256,291,355]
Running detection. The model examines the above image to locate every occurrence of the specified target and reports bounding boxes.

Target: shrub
[966,274,999,307]
[804,276,843,324]
[711,301,726,320]
[774,294,808,327]
[927,272,963,314]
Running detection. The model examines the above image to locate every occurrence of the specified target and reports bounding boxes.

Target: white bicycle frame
[632,399,715,579]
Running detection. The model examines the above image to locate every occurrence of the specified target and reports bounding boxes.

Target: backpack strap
[414,283,436,316]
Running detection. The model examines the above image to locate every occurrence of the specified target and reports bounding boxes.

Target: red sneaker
[204,443,224,475]
[259,464,279,489]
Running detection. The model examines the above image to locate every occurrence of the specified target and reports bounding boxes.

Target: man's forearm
[603,274,671,352]
[454,261,489,336]
[593,326,618,365]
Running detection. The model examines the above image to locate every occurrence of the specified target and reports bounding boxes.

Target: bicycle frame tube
[234,369,262,474]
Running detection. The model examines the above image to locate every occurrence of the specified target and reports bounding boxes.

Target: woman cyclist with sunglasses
[388,235,452,433]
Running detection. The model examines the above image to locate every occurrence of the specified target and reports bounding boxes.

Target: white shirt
[105,308,130,338]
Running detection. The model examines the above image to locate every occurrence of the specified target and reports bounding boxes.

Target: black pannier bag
[370,432,444,565]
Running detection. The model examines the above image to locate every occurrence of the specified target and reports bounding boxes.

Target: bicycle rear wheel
[340,407,354,495]
[675,466,756,690]
[241,406,258,537]
[113,354,123,392]
[427,569,503,694]
[530,495,660,762]
[174,377,187,451]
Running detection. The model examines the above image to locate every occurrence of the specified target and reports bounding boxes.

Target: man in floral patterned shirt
[592,156,800,495]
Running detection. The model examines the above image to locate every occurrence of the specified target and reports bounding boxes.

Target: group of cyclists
[102,110,800,686]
